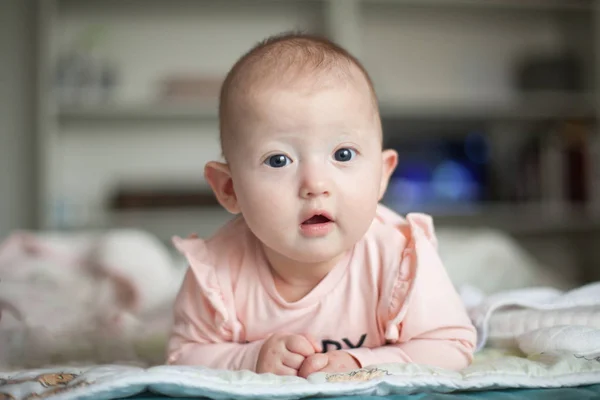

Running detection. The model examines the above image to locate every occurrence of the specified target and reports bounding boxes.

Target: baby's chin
[277,241,350,265]
[290,252,344,265]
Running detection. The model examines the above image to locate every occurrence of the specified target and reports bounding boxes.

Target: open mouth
[302,214,332,225]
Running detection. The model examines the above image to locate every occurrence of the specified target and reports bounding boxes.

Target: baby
[166,32,476,378]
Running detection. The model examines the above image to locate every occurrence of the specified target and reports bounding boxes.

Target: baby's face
[227,74,390,264]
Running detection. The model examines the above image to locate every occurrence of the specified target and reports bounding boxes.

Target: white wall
[0,0,36,237]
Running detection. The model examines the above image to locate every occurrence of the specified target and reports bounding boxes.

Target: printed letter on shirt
[321,334,367,353]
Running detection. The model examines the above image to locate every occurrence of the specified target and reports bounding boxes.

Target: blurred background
[1,0,599,285]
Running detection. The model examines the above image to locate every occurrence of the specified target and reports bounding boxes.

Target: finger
[282,352,305,370]
[275,364,299,377]
[303,333,322,353]
[286,335,316,357]
[298,354,329,379]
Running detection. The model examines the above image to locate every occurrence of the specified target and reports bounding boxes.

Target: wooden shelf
[435,209,600,236]
[56,93,594,125]
[363,0,592,10]
[58,102,218,123]
[386,202,600,235]
[379,93,596,121]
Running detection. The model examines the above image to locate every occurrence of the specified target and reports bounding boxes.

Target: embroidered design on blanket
[0,373,78,387]
[23,381,89,400]
[0,373,90,400]
[326,367,390,383]
[575,355,600,362]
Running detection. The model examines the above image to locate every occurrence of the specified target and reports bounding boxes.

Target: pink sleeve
[166,238,265,371]
[346,213,477,370]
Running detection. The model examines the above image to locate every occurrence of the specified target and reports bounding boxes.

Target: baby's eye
[334,148,356,162]
[264,154,291,168]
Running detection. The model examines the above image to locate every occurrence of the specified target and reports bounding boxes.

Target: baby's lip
[300,210,334,225]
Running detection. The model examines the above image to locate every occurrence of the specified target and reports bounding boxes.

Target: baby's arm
[298,263,474,377]
[345,232,476,370]
[166,269,263,370]
[299,330,472,378]
[167,269,320,373]
[343,330,474,370]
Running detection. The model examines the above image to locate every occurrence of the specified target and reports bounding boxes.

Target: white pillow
[436,227,571,294]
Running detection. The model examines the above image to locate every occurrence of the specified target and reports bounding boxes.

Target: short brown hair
[218,32,378,158]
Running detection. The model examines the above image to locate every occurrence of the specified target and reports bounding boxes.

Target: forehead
[239,71,377,139]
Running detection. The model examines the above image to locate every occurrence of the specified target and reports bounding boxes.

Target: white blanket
[1,344,600,400]
[463,282,600,350]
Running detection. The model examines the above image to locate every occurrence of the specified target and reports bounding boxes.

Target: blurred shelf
[58,102,218,123]
[379,93,596,122]
[435,212,600,236]
[109,185,219,210]
[363,0,593,10]
[56,93,595,125]
[391,203,600,235]
[108,206,231,242]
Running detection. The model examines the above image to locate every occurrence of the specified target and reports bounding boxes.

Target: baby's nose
[300,185,330,199]
[298,160,331,199]
[299,177,330,199]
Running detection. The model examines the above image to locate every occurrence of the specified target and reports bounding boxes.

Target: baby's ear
[378,149,398,200]
[204,161,241,214]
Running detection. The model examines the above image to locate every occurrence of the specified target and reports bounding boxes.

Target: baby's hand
[256,333,320,376]
[298,350,360,379]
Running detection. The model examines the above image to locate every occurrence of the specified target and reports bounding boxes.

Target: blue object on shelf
[383,132,490,214]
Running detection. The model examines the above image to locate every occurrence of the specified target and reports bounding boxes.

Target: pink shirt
[166,204,476,372]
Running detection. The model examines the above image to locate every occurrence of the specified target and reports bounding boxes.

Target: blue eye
[334,148,356,162]
[264,154,291,168]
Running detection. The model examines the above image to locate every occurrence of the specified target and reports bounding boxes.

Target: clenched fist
[298,350,360,378]
[256,333,321,376]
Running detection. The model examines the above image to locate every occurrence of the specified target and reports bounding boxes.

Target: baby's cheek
[243,180,289,210]
[341,170,379,201]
